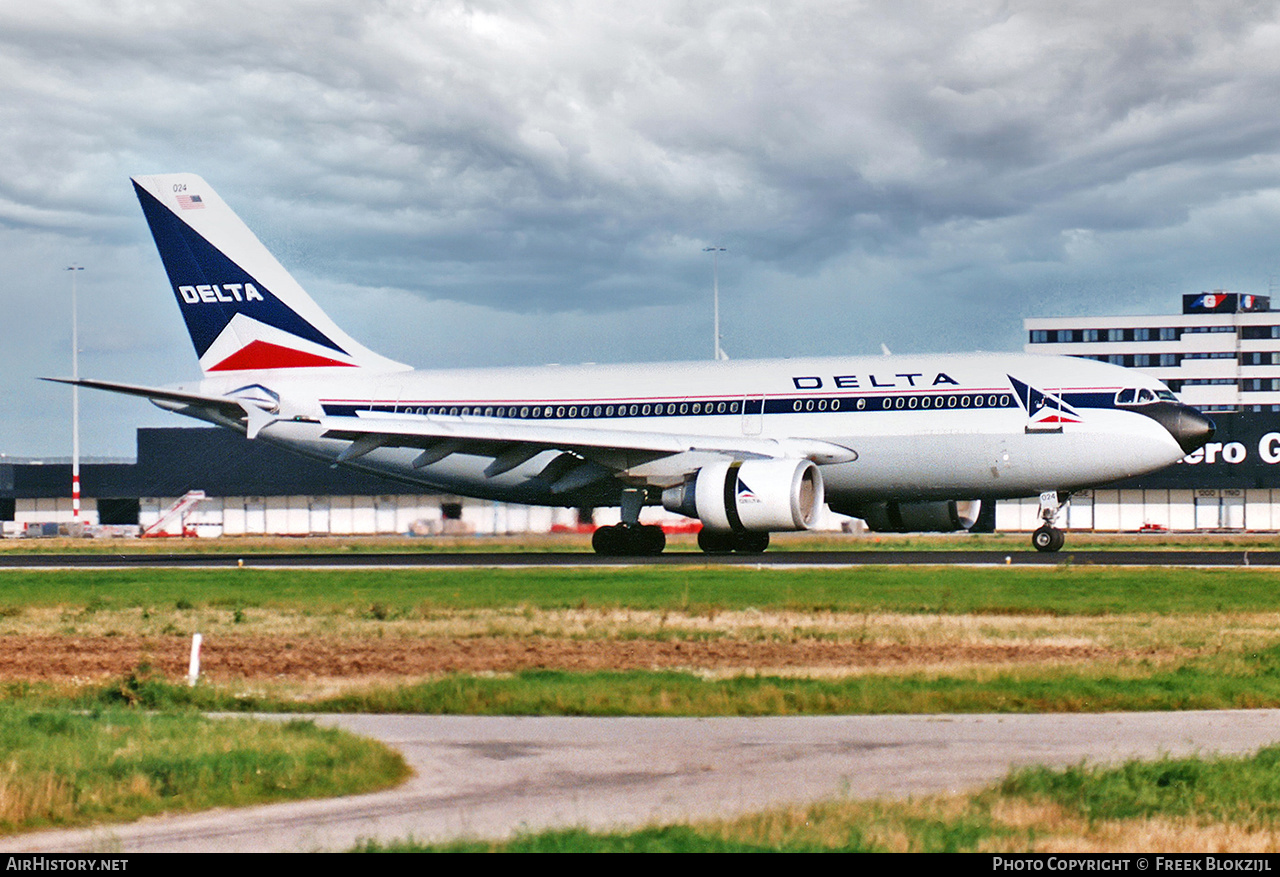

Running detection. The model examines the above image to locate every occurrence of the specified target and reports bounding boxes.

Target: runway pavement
[2,710,1280,853]
[2,549,1280,567]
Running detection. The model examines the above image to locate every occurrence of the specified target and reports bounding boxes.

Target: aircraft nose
[1167,405,1216,454]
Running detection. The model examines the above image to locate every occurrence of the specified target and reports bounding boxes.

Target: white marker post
[188,633,203,687]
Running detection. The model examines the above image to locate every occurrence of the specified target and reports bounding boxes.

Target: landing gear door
[741,395,764,435]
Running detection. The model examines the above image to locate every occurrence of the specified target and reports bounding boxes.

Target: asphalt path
[3,549,1280,567]
[3,710,1280,853]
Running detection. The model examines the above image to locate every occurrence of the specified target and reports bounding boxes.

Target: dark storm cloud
[6,0,1280,454]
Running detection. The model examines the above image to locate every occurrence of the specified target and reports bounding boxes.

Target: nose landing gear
[1031,490,1069,553]
[1031,525,1065,553]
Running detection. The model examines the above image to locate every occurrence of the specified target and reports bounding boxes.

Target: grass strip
[0,706,409,835]
[4,565,1280,615]
[357,745,1280,852]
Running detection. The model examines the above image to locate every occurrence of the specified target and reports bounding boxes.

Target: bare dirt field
[0,603,1235,683]
[0,633,1123,682]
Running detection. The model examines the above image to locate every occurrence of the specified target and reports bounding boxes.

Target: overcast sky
[5,0,1280,457]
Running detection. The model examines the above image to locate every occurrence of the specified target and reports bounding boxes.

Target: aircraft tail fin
[130,173,409,376]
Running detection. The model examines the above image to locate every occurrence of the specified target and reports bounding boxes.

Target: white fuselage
[183,351,1190,509]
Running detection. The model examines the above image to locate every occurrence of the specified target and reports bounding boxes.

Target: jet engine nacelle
[662,459,824,532]
[840,499,983,533]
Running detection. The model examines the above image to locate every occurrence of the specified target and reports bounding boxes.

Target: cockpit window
[1116,387,1163,406]
[1156,389,1177,401]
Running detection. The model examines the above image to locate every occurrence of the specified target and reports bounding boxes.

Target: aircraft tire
[592,524,626,556]
[637,525,666,556]
[697,529,737,554]
[697,529,771,554]
[593,524,666,556]
[734,531,770,554]
[1032,526,1065,553]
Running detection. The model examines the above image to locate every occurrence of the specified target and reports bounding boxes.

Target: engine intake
[662,459,824,532]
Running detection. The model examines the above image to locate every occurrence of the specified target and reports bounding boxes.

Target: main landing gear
[592,523,666,556]
[592,487,666,556]
[1031,490,1069,553]
[697,529,770,554]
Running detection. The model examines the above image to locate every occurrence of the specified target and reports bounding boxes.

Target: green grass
[0,705,409,835]
[1001,746,1280,824]
[357,745,1280,852]
[4,564,1280,615]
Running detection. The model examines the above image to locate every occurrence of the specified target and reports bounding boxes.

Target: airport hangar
[4,290,1279,538]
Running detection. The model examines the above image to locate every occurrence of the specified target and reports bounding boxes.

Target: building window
[1159,328,1178,340]
[1030,330,1049,343]
[1159,354,1178,367]
[1083,329,1099,342]
[1107,328,1125,342]
[1056,329,1075,342]
[1134,354,1151,367]
[1134,328,1151,341]
[1241,326,1280,340]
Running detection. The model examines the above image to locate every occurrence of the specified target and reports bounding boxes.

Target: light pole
[66,266,83,521]
[703,246,728,361]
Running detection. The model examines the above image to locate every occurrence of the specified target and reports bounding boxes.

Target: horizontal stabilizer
[41,377,244,416]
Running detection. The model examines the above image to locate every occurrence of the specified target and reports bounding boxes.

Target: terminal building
[0,428,604,537]
[1004,291,1280,532]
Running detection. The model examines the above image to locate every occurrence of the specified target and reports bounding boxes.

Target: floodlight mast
[703,246,728,361]
[66,266,83,520]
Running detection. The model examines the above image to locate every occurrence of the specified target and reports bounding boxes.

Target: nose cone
[1132,402,1214,454]
[1160,405,1216,454]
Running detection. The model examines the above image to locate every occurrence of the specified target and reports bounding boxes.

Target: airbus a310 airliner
[51,174,1215,554]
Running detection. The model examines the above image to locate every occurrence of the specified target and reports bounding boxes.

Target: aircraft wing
[320,410,856,490]
[49,376,857,491]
